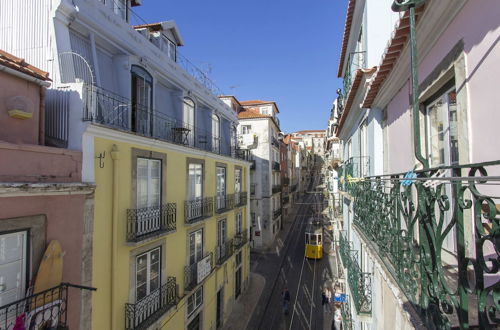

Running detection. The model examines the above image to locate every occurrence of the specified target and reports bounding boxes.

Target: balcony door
[0,231,27,307]
[183,98,195,146]
[425,86,459,251]
[216,167,226,210]
[212,114,220,153]
[135,247,160,302]
[131,66,153,135]
[217,219,227,259]
[234,168,242,205]
[189,229,203,266]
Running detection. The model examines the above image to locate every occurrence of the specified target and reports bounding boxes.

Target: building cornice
[0,183,95,197]
[86,125,251,165]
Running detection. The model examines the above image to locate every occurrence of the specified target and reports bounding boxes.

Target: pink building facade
[333,0,499,329]
[0,50,95,329]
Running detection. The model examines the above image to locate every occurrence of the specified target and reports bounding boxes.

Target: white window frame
[135,247,161,302]
[236,213,243,235]
[189,229,204,266]
[241,125,251,134]
[188,163,203,200]
[136,157,162,209]
[187,286,203,317]
[217,219,227,247]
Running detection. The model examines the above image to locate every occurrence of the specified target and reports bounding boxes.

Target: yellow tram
[305,219,323,259]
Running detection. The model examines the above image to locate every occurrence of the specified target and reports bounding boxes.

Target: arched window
[131,65,153,134]
[212,113,220,153]
[183,97,195,128]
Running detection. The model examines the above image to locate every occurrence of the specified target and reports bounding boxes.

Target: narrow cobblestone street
[241,170,339,330]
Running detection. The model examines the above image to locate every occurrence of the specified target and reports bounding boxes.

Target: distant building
[226,98,282,249]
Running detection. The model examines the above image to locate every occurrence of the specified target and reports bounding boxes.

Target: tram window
[305,234,310,244]
[317,235,322,244]
[310,235,317,245]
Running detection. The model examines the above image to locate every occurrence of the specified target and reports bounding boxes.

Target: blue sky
[134,0,347,133]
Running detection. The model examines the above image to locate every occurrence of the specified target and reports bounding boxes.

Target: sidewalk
[223,199,303,330]
[221,272,266,330]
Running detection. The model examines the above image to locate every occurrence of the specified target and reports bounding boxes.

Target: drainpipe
[39,86,46,145]
[110,144,120,330]
[392,0,428,169]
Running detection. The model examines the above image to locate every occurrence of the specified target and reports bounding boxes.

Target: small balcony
[48,84,249,161]
[272,161,281,171]
[234,230,249,249]
[185,253,213,291]
[185,197,214,224]
[339,232,371,314]
[272,185,282,194]
[126,203,176,243]
[273,209,282,219]
[215,194,234,214]
[216,239,234,266]
[234,192,248,207]
[125,277,177,330]
[0,283,96,330]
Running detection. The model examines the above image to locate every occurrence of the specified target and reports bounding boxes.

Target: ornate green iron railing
[338,231,372,314]
[349,161,500,328]
[341,295,353,330]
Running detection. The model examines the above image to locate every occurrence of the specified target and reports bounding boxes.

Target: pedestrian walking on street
[326,288,333,313]
[322,288,329,313]
[282,287,291,315]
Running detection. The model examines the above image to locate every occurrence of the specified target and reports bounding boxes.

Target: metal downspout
[392,0,428,169]
[110,145,120,330]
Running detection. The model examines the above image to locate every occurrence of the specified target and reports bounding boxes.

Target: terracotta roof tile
[336,67,377,135]
[240,99,280,113]
[0,49,51,82]
[238,108,271,120]
[337,0,356,77]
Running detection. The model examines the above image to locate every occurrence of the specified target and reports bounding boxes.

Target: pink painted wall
[0,194,87,329]
[386,0,500,173]
[0,142,82,182]
[418,0,500,164]
[0,71,41,145]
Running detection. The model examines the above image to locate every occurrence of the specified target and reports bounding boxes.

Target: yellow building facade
[90,129,251,330]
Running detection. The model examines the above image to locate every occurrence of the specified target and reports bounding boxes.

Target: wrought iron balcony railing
[185,197,214,224]
[272,185,282,194]
[271,137,280,148]
[126,203,176,242]
[125,277,177,330]
[338,232,372,314]
[341,295,353,330]
[215,194,234,213]
[348,161,500,329]
[233,230,249,249]
[272,161,281,171]
[216,239,234,266]
[0,283,96,330]
[234,192,248,207]
[184,253,213,291]
[80,85,247,161]
[338,156,370,193]
[273,209,282,219]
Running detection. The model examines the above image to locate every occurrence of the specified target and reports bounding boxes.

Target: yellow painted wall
[91,135,250,330]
